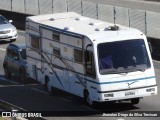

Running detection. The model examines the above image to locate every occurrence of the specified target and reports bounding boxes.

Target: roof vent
[49,18,55,21]
[49,17,69,21]
[89,22,103,26]
[75,17,88,21]
[95,28,105,31]
[64,26,74,31]
[107,25,119,31]
[95,25,120,31]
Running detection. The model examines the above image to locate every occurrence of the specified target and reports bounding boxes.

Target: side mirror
[85,51,89,62]
[9,20,13,23]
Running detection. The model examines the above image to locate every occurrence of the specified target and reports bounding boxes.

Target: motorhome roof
[27,12,143,41]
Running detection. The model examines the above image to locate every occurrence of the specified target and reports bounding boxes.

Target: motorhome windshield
[98,39,151,74]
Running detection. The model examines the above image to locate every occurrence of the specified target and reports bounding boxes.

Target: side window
[31,35,40,49]
[12,49,19,59]
[53,47,60,56]
[7,48,13,58]
[85,51,96,77]
[74,49,83,63]
[52,32,60,41]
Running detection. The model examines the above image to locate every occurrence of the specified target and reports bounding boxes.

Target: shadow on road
[0,74,38,84]
[0,74,140,116]
[96,102,139,112]
[45,88,140,115]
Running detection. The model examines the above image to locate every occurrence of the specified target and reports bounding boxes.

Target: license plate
[0,35,8,38]
[125,91,135,96]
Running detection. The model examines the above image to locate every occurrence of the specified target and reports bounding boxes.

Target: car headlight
[12,27,16,32]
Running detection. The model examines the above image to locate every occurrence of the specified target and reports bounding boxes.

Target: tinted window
[0,16,9,24]
[31,36,40,49]
[52,32,60,41]
[98,39,151,74]
[74,49,83,63]
[12,49,19,58]
[85,51,96,77]
[7,48,13,58]
[53,48,60,56]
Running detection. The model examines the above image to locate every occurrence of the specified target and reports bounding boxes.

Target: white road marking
[117,119,125,120]
[0,84,25,87]
[99,117,125,120]
[16,117,28,120]
[31,88,49,95]
[0,48,6,51]
[0,84,38,88]
[0,77,19,84]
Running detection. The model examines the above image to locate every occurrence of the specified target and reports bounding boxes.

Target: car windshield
[98,39,151,74]
[20,49,26,60]
[0,16,9,24]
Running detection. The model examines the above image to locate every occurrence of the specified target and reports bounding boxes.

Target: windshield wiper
[100,65,147,75]
[100,68,129,75]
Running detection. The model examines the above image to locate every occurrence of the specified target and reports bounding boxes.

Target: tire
[4,66,12,79]
[20,70,26,84]
[44,77,49,90]
[84,90,95,107]
[46,77,54,95]
[131,98,140,104]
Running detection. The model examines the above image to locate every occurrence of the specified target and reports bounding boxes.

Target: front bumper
[0,31,18,41]
[98,85,157,102]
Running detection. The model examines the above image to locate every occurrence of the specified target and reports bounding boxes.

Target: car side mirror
[9,20,13,23]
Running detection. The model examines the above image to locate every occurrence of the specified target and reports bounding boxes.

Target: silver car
[0,15,18,42]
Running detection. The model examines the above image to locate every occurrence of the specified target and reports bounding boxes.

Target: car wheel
[4,66,12,79]
[47,81,52,93]
[131,98,140,104]
[46,78,54,95]
[84,90,95,107]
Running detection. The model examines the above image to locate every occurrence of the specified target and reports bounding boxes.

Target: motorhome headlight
[146,88,155,92]
[104,93,114,97]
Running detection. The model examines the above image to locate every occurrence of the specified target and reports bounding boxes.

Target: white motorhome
[25,12,157,106]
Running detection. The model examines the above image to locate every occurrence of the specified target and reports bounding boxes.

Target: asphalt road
[0,31,160,120]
